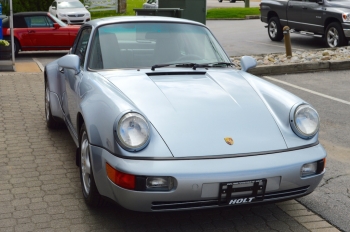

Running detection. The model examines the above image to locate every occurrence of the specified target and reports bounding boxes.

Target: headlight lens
[59,13,67,17]
[342,13,350,22]
[116,112,150,151]
[291,104,319,139]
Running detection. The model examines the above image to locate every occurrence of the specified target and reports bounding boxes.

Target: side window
[45,16,54,27]
[74,28,92,67]
[24,16,50,28]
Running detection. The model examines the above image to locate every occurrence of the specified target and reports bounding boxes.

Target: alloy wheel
[81,131,91,195]
[327,27,339,48]
[269,21,277,38]
[45,86,50,122]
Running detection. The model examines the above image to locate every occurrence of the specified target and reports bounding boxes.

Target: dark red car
[1,12,80,55]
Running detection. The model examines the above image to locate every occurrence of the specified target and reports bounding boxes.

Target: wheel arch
[76,112,85,167]
[267,11,279,22]
[324,17,342,32]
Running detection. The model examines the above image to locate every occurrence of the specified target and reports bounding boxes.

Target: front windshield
[58,1,85,9]
[88,22,231,70]
[49,13,67,27]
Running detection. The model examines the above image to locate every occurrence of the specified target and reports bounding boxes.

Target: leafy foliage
[0,0,85,14]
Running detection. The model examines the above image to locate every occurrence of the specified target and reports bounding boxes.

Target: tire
[268,17,284,41]
[325,22,347,48]
[218,0,223,2]
[230,0,236,2]
[3,36,20,56]
[13,39,20,56]
[79,123,105,207]
[45,81,64,129]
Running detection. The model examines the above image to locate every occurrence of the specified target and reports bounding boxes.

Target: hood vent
[147,71,206,76]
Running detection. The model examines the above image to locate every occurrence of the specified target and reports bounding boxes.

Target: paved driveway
[0,73,337,231]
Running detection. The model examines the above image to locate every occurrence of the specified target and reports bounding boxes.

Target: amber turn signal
[106,163,135,190]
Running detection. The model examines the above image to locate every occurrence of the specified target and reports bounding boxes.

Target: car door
[301,0,324,34]
[286,0,305,31]
[49,1,58,16]
[62,27,91,137]
[24,14,71,49]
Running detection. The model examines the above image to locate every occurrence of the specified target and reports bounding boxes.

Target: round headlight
[291,104,319,139]
[115,112,150,151]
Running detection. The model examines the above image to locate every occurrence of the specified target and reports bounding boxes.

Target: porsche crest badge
[224,137,234,145]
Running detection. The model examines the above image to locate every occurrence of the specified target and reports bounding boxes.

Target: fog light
[301,162,317,177]
[146,177,174,190]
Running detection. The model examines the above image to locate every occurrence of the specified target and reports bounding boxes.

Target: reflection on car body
[44,16,326,212]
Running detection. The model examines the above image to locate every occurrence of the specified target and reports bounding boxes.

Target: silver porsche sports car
[44,16,326,212]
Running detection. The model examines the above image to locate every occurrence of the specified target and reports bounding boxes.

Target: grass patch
[206,7,260,19]
[89,1,260,20]
[90,0,144,19]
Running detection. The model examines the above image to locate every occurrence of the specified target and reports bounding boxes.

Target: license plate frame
[218,179,267,205]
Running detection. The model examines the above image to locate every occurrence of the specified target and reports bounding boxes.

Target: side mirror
[58,54,81,74]
[53,23,60,29]
[240,56,257,72]
[85,5,89,9]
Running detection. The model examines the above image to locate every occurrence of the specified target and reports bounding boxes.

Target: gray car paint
[261,0,350,37]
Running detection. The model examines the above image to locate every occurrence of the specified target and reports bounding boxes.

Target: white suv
[49,0,91,25]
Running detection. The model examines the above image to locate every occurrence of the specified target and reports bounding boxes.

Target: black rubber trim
[90,141,320,161]
[146,71,206,76]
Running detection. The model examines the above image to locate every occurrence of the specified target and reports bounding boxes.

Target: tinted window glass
[74,28,92,67]
[24,16,51,28]
[89,22,230,69]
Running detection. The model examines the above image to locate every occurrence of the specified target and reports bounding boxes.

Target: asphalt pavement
[262,71,350,232]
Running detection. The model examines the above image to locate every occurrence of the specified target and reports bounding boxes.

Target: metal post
[245,0,250,8]
[283,26,292,57]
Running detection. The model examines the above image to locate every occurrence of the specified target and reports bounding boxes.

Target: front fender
[79,72,173,159]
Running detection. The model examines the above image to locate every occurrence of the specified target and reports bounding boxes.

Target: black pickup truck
[260,0,350,47]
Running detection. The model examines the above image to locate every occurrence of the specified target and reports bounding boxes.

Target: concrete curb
[247,60,350,76]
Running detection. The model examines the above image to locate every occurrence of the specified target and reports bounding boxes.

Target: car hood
[104,69,287,158]
[58,8,88,14]
[326,1,350,9]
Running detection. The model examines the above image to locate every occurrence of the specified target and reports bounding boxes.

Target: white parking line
[33,58,45,72]
[263,75,350,106]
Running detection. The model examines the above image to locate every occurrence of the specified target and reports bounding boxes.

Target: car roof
[85,16,204,28]
[13,12,49,17]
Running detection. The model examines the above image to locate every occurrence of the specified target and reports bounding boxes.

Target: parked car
[260,0,350,48]
[45,16,326,212]
[218,0,245,2]
[1,12,80,55]
[143,0,158,9]
[49,0,90,25]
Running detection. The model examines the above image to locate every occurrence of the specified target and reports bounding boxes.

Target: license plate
[218,179,267,205]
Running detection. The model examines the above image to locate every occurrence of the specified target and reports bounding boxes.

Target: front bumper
[342,23,350,38]
[59,15,90,25]
[90,144,326,212]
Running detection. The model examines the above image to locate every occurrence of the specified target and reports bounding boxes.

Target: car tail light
[106,163,135,190]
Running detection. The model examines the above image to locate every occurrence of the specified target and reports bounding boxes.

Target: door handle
[28,30,35,34]
[289,5,293,8]
[302,7,308,9]
[59,67,64,73]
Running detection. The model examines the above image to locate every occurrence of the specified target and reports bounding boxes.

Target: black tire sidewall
[268,17,284,41]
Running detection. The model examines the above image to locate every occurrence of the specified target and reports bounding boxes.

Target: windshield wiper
[192,62,232,70]
[151,63,196,71]
[151,62,232,71]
